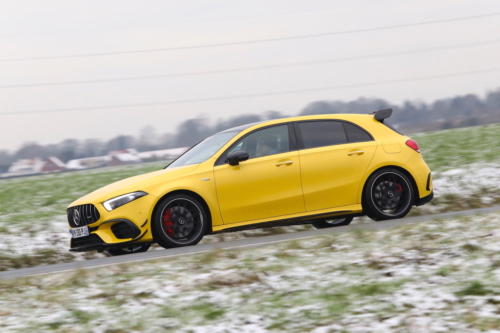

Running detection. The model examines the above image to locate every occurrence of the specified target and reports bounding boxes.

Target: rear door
[295,120,376,211]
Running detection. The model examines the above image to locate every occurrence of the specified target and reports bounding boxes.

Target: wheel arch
[360,165,420,209]
[150,189,213,239]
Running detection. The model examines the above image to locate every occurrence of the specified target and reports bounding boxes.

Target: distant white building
[4,158,44,176]
[66,156,110,170]
[137,147,189,161]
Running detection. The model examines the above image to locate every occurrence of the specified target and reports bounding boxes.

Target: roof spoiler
[371,108,393,123]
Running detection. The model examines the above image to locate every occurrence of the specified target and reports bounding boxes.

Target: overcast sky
[1,0,499,151]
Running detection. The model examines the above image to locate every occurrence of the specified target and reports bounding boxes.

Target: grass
[0,160,169,229]
[412,122,500,171]
[455,281,494,296]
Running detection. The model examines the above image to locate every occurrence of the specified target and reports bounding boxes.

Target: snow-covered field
[0,123,499,271]
[1,212,500,332]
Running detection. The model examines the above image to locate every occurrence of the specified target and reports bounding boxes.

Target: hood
[68,164,199,207]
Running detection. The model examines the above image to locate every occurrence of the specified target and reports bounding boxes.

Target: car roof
[218,113,374,134]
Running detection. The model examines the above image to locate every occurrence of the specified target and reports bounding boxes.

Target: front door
[214,124,305,224]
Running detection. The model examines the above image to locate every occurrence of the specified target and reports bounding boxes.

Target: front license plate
[70,226,89,238]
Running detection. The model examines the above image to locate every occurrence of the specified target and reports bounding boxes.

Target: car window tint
[230,125,290,160]
[297,121,347,149]
[343,122,372,143]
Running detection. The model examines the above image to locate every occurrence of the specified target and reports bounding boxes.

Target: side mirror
[227,150,249,166]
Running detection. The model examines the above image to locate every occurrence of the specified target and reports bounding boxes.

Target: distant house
[107,149,141,166]
[4,158,44,176]
[40,157,66,173]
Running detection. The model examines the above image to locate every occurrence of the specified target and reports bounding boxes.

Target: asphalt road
[2,205,500,280]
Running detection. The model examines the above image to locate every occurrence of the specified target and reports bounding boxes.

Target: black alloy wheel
[363,168,414,221]
[312,217,353,229]
[153,194,208,249]
[105,243,151,256]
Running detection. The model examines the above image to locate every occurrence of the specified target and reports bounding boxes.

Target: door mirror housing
[227,150,249,166]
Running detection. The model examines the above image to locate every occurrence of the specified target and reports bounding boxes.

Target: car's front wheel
[152,194,208,249]
[312,217,353,229]
[105,243,151,256]
[363,168,414,221]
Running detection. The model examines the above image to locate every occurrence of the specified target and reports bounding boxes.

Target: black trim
[416,191,434,206]
[288,123,297,151]
[214,122,296,166]
[293,119,374,150]
[426,173,431,191]
[99,219,141,240]
[141,219,148,228]
[112,222,141,239]
[69,229,149,252]
[71,234,104,249]
[293,122,305,149]
[216,210,359,233]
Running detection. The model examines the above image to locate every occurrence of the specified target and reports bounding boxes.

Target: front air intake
[67,204,100,227]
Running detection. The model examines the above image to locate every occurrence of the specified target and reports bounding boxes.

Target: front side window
[168,131,240,168]
[297,121,347,149]
[226,125,290,160]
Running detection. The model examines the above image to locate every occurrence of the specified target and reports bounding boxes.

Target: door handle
[347,150,364,156]
[275,160,293,166]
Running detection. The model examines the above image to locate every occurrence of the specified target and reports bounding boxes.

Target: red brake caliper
[395,183,403,194]
[163,208,174,237]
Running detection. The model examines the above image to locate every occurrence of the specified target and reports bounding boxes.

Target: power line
[2,39,499,89]
[1,12,499,62]
[2,67,499,116]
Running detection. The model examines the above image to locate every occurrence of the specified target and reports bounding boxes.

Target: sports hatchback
[67,109,433,255]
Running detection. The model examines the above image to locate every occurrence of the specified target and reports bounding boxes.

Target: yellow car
[67,109,433,255]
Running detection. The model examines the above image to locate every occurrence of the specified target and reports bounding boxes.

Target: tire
[363,168,414,221]
[152,194,208,249]
[312,217,353,229]
[105,243,151,256]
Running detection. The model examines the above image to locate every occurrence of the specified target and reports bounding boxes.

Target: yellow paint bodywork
[68,114,432,248]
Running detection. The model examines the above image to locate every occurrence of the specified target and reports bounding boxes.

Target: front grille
[71,234,104,248]
[67,204,100,227]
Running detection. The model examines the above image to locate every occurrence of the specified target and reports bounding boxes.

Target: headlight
[102,191,148,211]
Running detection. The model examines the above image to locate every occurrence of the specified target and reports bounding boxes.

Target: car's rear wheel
[363,168,414,221]
[105,243,151,256]
[153,194,208,249]
[312,217,353,229]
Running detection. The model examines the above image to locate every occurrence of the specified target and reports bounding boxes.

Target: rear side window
[297,121,347,149]
[343,123,373,143]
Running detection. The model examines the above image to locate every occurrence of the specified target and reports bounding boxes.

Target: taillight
[405,140,420,153]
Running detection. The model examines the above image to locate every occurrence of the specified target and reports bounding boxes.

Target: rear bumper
[416,190,434,206]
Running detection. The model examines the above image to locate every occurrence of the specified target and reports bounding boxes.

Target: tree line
[1,88,499,173]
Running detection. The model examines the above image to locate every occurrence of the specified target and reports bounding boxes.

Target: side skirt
[212,210,364,233]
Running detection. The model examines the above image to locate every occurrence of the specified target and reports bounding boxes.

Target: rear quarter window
[343,122,373,142]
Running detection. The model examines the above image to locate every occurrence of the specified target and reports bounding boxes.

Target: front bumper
[68,194,156,252]
[70,223,149,252]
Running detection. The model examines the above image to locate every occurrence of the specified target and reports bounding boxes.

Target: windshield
[168,131,240,168]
